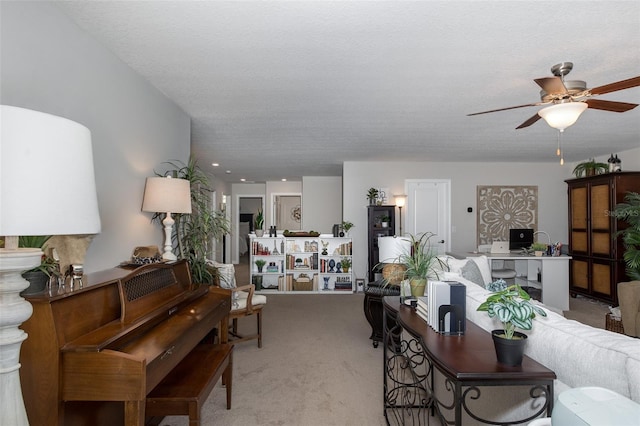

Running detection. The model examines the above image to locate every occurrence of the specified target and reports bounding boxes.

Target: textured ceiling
[56,1,640,183]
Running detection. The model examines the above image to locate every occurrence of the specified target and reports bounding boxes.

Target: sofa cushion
[460,260,485,286]
[467,255,493,286]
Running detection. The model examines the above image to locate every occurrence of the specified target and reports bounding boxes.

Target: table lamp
[0,105,101,425]
[378,235,411,285]
[142,176,192,261]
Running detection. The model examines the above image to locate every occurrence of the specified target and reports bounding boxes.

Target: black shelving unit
[367,205,396,282]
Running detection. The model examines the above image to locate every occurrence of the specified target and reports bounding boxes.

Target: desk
[383,297,555,426]
[467,253,571,311]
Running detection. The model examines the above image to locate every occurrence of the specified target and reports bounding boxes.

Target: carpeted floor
[159,256,612,426]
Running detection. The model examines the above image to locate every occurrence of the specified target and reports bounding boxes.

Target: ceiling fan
[468,62,640,130]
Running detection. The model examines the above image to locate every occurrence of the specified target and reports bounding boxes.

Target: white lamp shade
[0,105,101,236]
[538,102,588,131]
[378,236,411,263]
[394,194,407,208]
[142,177,192,214]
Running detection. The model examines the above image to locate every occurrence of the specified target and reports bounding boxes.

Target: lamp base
[0,248,40,426]
[161,213,177,261]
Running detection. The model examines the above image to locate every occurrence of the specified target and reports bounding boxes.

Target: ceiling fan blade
[585,98,639,112]
[590,76,640,95]
[534,77,568,94]
[467,103,541,116]
[515,114,542,129]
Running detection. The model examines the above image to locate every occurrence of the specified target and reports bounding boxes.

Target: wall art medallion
[477,186,538,246]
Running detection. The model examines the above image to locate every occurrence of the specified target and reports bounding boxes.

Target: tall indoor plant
[477,284,547,365]
[157,157,230,284]
[613,191,640,280]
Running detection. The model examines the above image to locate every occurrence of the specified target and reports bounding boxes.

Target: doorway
[405,179,451,254]
[236,196,263,264]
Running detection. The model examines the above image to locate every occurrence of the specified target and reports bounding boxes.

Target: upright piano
[20,260,230,426]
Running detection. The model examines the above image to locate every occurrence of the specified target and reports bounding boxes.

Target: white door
[405,180,451,254]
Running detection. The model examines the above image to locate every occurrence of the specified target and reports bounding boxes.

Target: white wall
[1,2,190,272]
[302,176,343,233]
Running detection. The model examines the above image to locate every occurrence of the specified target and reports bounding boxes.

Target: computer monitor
[509,228,534,250]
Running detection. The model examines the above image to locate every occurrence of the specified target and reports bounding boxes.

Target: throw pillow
[446,257,469,275]
[461,260,485,287]
[206,260,236,289]
[467,255,493,286]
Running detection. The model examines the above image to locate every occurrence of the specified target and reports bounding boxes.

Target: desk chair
[490,259,517,285]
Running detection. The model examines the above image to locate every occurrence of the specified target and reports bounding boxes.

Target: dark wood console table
[383,297,555,425]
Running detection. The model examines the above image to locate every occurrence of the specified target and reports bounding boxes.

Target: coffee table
[383,297,556,425]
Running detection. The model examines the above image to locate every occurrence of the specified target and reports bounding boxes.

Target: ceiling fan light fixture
[538,102,588,131]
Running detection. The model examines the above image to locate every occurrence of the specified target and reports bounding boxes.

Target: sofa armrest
[618,280,640,337]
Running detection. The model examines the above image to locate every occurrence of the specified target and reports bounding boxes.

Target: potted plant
[396,232,443,297]
[19,235,60,295]
[380,215,391,228]
[254,209,264,237]
[158,158,230,284]
[477,284,547,366]
[255,259,266,273]
[613,191,640,280]
[572,158,608,178]
[340,257,352,273]
[530,242,548,257]
[366,187,379,205]
[341,221,354,236]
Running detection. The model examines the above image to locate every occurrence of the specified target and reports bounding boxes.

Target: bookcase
[367,205,396,282]
[249,235,353,293]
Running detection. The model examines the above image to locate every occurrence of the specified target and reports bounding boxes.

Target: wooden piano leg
[124,399,145,426]
[220,315,229,344]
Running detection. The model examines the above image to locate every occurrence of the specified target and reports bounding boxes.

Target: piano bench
[146,343,233,426]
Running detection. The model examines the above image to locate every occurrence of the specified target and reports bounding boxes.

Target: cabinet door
[570,186,588,254]
[590,183,611,257]
[570,257,589,291]
[591,259,613,299]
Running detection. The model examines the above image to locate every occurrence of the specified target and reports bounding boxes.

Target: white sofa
[433,255,640,423]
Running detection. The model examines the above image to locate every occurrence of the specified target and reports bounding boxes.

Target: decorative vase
[257,265,264,273]
[255,229,264,237]
[491,330,528,366]
[343,266,349,273]
[381,222,389,228]
[21,270,49,295]
[534,251,544,257]
[410,278,427,297]
[323,276,330,290]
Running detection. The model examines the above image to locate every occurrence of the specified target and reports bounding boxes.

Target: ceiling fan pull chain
[558,131,565,165]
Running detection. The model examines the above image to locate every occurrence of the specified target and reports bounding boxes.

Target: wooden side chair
[207,261,267,347]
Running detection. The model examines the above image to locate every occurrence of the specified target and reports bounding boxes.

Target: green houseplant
[255,259,266,273]
[477,284,547,365]
[380,215,391,228]
[530,242,548,257]
[396,232,443,297]
[341,220,354,235]
[613,191,640,280]
[340,257,352,273]
[254,209,264,237]
[366,187,379,205]
[572,158,608,178]
[157,157,230,284]
[19,235,60,294]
